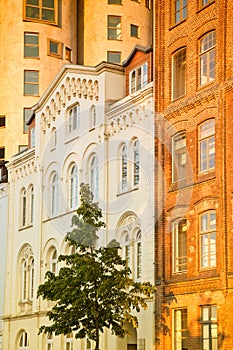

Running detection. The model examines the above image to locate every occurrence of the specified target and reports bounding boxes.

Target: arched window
[29,186,34,225]
[50,248,58,274]
[21,188,27,227]
[199,119,215,173]
[124,233,130,269]
[172,218,187,273]
[65,332,73,350]
[19,331,29,349]
[69,164,79,209]
[29,259,34,300]
[133,140,139,186]
[90,105,96,129]
[136,231,142,280]
[51,173,59,216]
[90,155,99,202]
[68,104,80,133]
[120,144,127,191]
[22,260,27,301]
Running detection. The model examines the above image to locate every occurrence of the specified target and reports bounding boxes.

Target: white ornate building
[4,47,154,350]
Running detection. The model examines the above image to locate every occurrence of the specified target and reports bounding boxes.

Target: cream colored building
[0,0,152,162]
[4,47,155,350]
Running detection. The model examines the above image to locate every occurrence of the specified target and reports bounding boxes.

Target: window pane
[108,0,122,3]
[107,51,121,63]
[42,9,55,21]
[43,0,54,7]
[26,7,39,19]
[50,41,59,54]
[27,0,39,5]
[172,48,186,100]
[131,24,139,37]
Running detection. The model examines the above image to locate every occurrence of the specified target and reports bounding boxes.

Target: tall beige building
[0,0,152,162]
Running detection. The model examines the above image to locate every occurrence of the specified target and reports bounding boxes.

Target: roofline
[122,45,153,67]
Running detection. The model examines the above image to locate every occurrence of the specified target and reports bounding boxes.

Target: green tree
[37,183,156,350]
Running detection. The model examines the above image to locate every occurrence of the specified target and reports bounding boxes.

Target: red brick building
[154,1,233,349]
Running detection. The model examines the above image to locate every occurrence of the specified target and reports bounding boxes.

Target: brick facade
[154,1,233,349]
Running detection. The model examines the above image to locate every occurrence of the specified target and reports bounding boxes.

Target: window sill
[117,186,139,196]
[169,18,186,31]
[19,224,33,231]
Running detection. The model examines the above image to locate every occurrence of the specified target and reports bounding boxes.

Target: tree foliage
[37,183,156,350]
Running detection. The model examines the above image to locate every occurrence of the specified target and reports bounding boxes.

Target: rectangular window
[173,309,188,350]
[200,0,214,7]
[130,63,148,93]
[0,147,5,161]
[24,70,39,96]
[200,211,216,268]
[65,47,72,61]
[172,131,186,182]
[172,219,187,273]
[199,119,215,172]
[48,39,62,58]
[25,0,57,25]
[199,31,216,86]
[108,16,122,40]
[174,0,187,24]
[201,306,218,350]
[24,108,33,133]
[68,105,80,133]
[107,51,121,64]
[108,0,122,3]
[130,24,139,37]
[18,145,28,153]
[0,115,6,127]
[172,47,186,100]
[24,32,39,58]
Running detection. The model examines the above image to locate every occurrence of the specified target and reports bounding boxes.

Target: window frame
[120,144,128,192]
[173,0,187,25]
[199,31,216,87]
[47,38,62,59]
[108,0,122,3]
[24,70,39,96]
[21,188,27,228]
[51,172,59,217]
[172,131,186,182]
[65,332,73,350]
[0,115,6,128]
[107,51,121,64]
[69,164,79,210]
[172,218,187,273]
[24,32,39,58]
[107,15,122,40]
[24,0,58,25]
[89,105,97,129]
[198,119,215,173]
[172,47,186,101]
[130,24,139,38]
[133,139,140,186]
[68,104,80,133]
[130,62,148,93]
[201,305,218,350]
[29,258,34,301]
[29,185,34,225]
[90,155,99,202]
[136,230,142,280]
[23,108,32,133]
[173,308,188,350]
[19,331,29,349]
[199,0,214,9]
[199,210,216,269]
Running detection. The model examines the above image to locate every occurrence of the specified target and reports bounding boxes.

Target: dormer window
[130,62,148,93]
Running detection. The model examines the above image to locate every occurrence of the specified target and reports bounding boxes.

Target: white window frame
[21,188,27,227]
[90,155,99,202]
[173,308,188,350]
[199,119,215,173]
[50,249,58,274]
[68,104,80,133]
[200,211,216,269]
[65,333,73,350]
[133,139,140,186]
[51,173,59,216]
[29,258,34,301]
[19,331,29,349]
[199,31,216,86]
[172,219,187,273]
[29,186,34,225]
[46,334,53,350]
[50,127,57,150]
[124,233,130,269]
[89,105,96,129]
[172,131,186,182]
[69,164,79,209]
[130,63,148,93]
[22,260,27,301]
[136,230,142,280]
[120,144,128,192]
